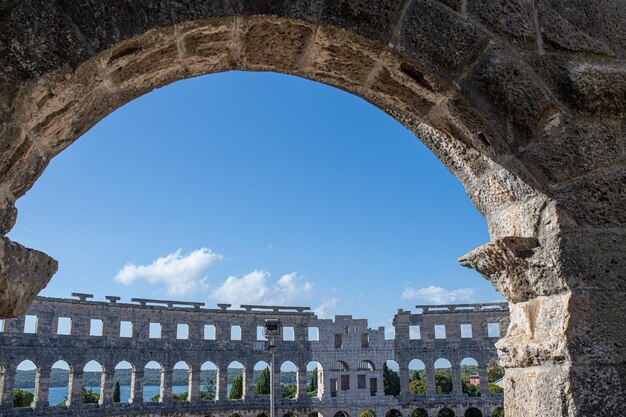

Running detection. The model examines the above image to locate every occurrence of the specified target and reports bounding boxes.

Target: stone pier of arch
[0,295,508,417]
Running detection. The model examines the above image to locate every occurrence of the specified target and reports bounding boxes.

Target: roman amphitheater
[0,1,624,416]
[0,294,508,417]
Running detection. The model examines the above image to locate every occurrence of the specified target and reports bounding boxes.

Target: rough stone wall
[0,1,624,416]
[0,295,507,417]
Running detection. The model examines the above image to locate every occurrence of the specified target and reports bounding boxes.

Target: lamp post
[263,319,282,417]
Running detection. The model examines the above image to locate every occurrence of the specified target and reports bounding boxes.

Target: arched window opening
[173,361,191,401]
[227,361,244,400]
[487,358,504,395]
[50,360,71,407]
[491,407,504,417]
[283,412,297,417]
[143,361,163,402]
[200,361,217,400]
[334,412,349,417]
[82,360,104,405]
[461,358,480,397]
[360,409,375,417]
[330,361,349,371]
[257,412,269,417]
[386,409,402,417]
[383,360,400,396]
[229,413,242,417]
[253,361,270,396]
[113,361,133,404]
[306,361,323,398]
[434,359,453,395]
[465,408,483,417]
[14,360,37,408]
[280,361,297,399]
[357,360,375,371]
[408,359,426,395]
[411,409,428,417]
[438,408,455,417]
[308,412,321,417]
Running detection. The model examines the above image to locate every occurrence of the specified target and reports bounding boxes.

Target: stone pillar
[160,367,172,403]
[101,367,114,405]
[189,366,200,402]
[376,372,384,397]
[34,367,50,409]
[296,366,307,399]
[0,367,15,409]
[399,366,409,395]
[244,368,254,399]
[68,369,83,407]
[425,362,436,396]
[130,369,143,404]
[451,367,462,396]
[478,367,489,398]
[217,367,228,401]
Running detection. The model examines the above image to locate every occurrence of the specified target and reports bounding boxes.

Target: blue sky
[8,71,502,333]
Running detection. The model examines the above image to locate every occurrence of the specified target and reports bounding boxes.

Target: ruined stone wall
[0,295,507,417]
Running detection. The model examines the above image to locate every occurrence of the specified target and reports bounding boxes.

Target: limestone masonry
[0,294,508,417]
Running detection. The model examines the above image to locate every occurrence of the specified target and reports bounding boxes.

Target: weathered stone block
[239,0,321,22]
[394,0,491,80]
[565,64,626,117]
[319,0,407,43]
[467,0,536,48]
[0,237,57,318]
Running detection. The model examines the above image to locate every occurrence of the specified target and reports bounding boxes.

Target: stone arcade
[0,294,509,417]
[0,1,624,415]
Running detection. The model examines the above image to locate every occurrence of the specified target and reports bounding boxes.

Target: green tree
[201,377,216,400]
[488,365,504,383]
[150,393,160,402]
[13,389,34,407]
[492,407,504,417]
[81,388,100,404]
[489,383,504,394]
[409,378,426,395]
[411,409,428,417]
[438,408,455,417]
[462,379,481,397]
[434,370,453,394]
[254,367,270,395]
[307,367,318,396]
[229,374,243,400]
[383,363,400,396]
[113,381,121,403]
[360,410,375,417]
[281,383,297,399]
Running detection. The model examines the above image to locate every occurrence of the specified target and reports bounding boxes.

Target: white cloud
[210,271,314,306]
[114,248,222,296]
[400,285,476,304]
[314,296,339,319]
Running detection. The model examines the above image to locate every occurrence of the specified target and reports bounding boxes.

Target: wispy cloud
[401,285,476,304]
[210,271,314,306]
[314,296,339,319]
[114,248,222,296]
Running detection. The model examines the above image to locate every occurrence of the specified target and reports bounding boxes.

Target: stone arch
[386,409,403,417]
[383,360,400,396]
[357,360,375,371]
[200,361,218,400]
[434,358,453,395]
[227,361,245,400]
[411,409,428,417]
[50,360,71,407]
[308,412,322,417]
[143,360,163,403]
[330,360,349,371]
[408,359,426,395]
[490,407,503,417]
[360,409,375,417]
[464,408,482,417]
[173,360,191,402]
[113,360,133,404]
[283,412,297,417]
[334,411,349,417]
[306,360,323,398]
[438,408,455,417]
[82,360,105,405]
[279,360,298,399]
[253,360,270,396]
[13,359,38,408]
[460,357,480,397]
[0,2,625,416]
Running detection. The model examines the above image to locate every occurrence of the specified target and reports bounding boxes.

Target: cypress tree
[229,374,243,399]
[254,367,270,395]
[113,381,121,403]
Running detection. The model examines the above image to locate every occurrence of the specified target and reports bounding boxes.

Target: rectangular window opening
[149,322,162,339]
[177,323,189,339]
[24,315,38,334]
[257,325,267,341]
[204,324,216,340]
[0,319,5,332]
[334,333,342,348]
[357,374,366,389]
[231,325,241,340]
[361,333,369,348]
[308,326,319,341]
[434,324,446,339]
[89,319,103,336]
[409,325,421,340]
[461,323,473,338]
[487,322,500,338]
[283,326,295,341]
[57,317,72,335]
[340,375,350,390]
[120,321,133,338]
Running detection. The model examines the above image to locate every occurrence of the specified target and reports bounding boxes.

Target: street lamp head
[263,319,282,338]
